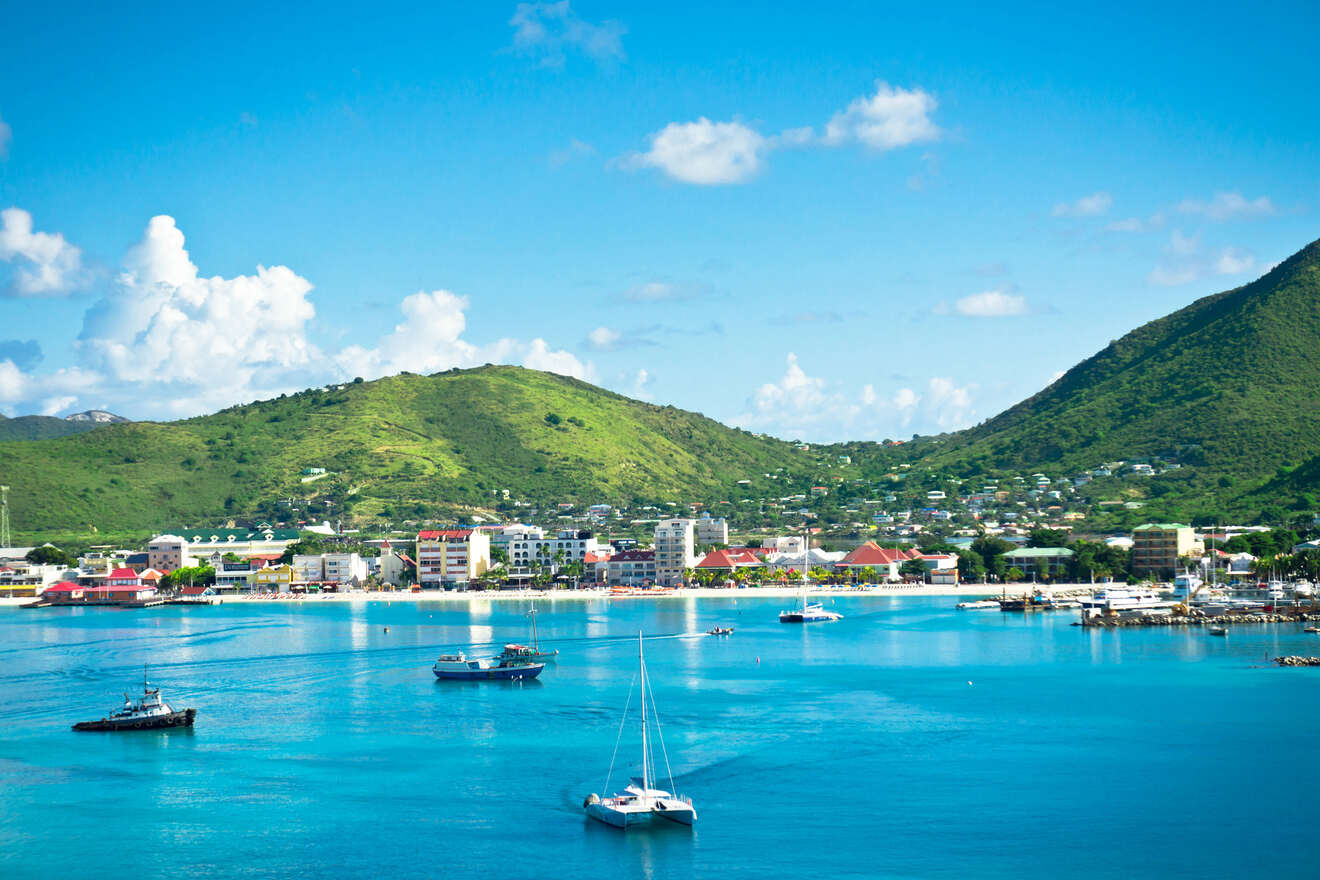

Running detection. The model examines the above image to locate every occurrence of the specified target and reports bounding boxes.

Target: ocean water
[1,595,1318,879]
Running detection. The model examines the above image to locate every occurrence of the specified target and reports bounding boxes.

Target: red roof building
[836,542,922,568]
[696,548,764,570]
[107,567,143,586]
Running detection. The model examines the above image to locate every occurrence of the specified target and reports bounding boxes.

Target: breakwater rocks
[1274,656,1320,667]
[1082,611,1320,628]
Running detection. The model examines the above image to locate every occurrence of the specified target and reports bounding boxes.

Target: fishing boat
[432,651,544,680]
[584,633,697,829]
[73,668,196,731]
[498,605,558,663]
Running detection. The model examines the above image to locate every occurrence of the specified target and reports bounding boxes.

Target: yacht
[73,669,196,731]
[1079,586,1165,613]
[1172,572,1204,603]
[779,591,843,623]
[584,633,696,829]
[432,651,544,681]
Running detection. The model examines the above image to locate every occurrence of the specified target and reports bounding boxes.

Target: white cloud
[0,113,10,158]
[0,207,86,296]
[953,289,1028,317]
[625,118,768,185]
[623,281,691,302]
[1149,230,1256,286]
[823,82,941,150]
[509,2,625,67]
[75,215,320,414]
[1052,192,1113,217]
[586,326,621,351]
[624,81,939,185]
[733,353,975,441]
[629,367,653,400]
[335,288,593,384]
[1178,191,1275,221]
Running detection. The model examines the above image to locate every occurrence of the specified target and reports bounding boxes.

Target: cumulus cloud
[1052,192,1113,217]
[623,81,939,185]
[0,207,86,296]
[509,1,625,67]
[734,352,975,441]
[335,288,593,383]
[624,118,768,185]
[586,326,621,351]
[822,82,941,150]
[1178,191,1275,221]
[1214,247,1255,275]
[629,367,654,400]
[953,289,1028,317]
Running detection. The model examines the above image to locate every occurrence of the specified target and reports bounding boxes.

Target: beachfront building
[654,519,697,587]
[834,541,923,581]
[292,555,326,584]
[155,527,300,564]
[42,581,86,604]
[252,564,296,590]
[604,549,656,586]
[764,545,846,573]
[695,514,729,546]
[1131,523,1198,577]
[761,536,806,555]
[148,535,195,573]
[0,560,70,596]
[503,527,611,571]
[695,548,764,575]
[323,553,367,586]
[416,529,491,589]
[1000,547,1075,579]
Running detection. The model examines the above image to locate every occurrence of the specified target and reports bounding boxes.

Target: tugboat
[72,668,197,731]
[433,651,545,680]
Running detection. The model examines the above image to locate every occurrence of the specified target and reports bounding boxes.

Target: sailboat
[498,604,559,664]
[584,633,697,829]
[778,533,842,623]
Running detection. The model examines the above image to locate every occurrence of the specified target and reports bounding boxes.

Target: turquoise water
[2,596,1318,879]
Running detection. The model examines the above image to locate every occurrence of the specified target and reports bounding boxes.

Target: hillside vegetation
[0,366,832,534]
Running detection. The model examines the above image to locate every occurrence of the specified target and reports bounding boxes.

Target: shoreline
[0,583,1083,607]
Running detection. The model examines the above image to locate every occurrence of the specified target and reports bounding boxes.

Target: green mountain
[914,236,1320,517]
[0,366,822,536]
[0,414,104,442]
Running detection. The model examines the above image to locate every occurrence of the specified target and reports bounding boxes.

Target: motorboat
[957,599,1000,610]
[1208,626,1228,636]
[706,626,734,636]
[73,668,196,731]
[584,633,696,829]
[1079,586,1165,613]
[433,651,544,680]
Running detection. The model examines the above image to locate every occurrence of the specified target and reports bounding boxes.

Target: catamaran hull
[433,665,544,681]
[73,708,196,731]
[778,613,841,623]
[586,804,642,828]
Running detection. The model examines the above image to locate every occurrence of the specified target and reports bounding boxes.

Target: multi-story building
[323,553,367,586]
[292,554,326,584]
[416,529,491,589]
[505,528,610,571]
[1000,547,1075,579]
[1131,523,1197,576]
[653,519,696,587]
[154,527,300,564]
[605,549,656,586]
[148,535,194,573]
[252,564,297,590]
[695,514,729,546]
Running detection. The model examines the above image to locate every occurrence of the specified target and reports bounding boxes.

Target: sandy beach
[0,583,1097,607]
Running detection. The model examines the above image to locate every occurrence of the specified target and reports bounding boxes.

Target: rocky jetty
[1273,656,1320,667]
[1081,610,1320,628]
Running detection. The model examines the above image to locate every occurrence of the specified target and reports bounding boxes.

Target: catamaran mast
[639,632,650,792]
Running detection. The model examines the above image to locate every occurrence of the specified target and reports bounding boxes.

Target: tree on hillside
[1027,528,1069,548]
[26,545,74,568]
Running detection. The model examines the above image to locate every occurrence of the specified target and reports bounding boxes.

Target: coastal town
[6,508,1320,619]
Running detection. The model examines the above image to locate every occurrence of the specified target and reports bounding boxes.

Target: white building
[695,514,729,546]
[653,519,696,587]
[292,555,326,584]
[761,536,805,555]
[323,552,367,586]
[504,527,611,571]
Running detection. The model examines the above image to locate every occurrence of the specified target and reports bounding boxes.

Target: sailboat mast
[529,605,539,651]
[639,631,650,791]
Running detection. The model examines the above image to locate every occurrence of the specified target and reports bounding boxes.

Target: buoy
[383,626,389,633]
[756,656,760,664]
[967,681,973,686]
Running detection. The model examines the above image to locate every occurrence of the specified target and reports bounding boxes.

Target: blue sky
[1,1,1317,440]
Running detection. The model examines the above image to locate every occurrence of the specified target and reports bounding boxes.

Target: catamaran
[584,633,696,829]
